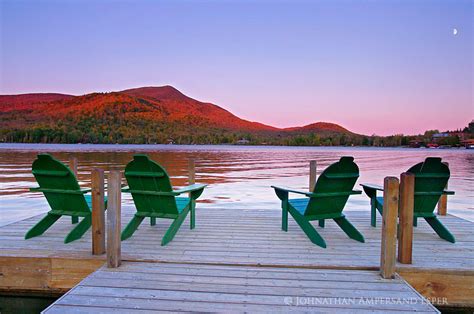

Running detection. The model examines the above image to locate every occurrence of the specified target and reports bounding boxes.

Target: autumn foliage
[0,86,361,145]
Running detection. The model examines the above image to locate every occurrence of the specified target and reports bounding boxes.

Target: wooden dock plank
[44,262,438,313]
[0,207,472,307]
[0,208,472,271]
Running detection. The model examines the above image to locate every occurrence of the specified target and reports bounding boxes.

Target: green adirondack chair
[25,154,107,243]
[361,157,455,243]
[272,156,364,248]
[121,154,207,245]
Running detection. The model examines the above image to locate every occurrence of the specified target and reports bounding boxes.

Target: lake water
[1,143,473,226]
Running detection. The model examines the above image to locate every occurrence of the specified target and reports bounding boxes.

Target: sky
[0,0,472,136]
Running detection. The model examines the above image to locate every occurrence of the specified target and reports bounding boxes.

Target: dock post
[309,160,317,191]
[91,168,105,255]
[398,172,414,264]
[380,176,399,279]
[437,162,449,216]
[69,157,78,177]
[107,170,121,268]
[189,159,195,185]
[69,157,79,224]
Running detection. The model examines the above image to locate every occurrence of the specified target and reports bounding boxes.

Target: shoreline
[0,142,471,152]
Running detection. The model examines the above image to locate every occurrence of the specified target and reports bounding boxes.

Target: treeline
[1,110,471,146]
[0,125,423,146]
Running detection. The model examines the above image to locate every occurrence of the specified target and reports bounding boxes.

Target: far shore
[0,142,472,152]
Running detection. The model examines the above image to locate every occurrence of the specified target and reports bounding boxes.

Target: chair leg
[282,202,288,232]
[25,212,61,239]
[190,201,195,230]
[370,197,377,227]
[71,216,79,224]
[65,215,92,243]
[162,207,190,246]
[150,217,156,226]
[121,215,145,241]
[289,209,327,248]
[334,216,365,243]
[425,217,456,243]
[318,219,325,228]
[413,217,418,227]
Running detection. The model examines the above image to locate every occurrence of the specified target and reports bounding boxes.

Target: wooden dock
[0,206,473,310]
[43,262,438,313]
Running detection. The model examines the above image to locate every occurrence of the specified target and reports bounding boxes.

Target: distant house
[448,131,466,141]
[462,139,474,149]
[408,140,424,148]
[432,133,449,142]
[235,138,250,145]
[432,131,467,143]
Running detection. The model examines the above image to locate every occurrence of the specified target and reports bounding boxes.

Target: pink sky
[1,1,472,135]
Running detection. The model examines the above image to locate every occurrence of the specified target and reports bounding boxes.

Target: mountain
[120,86,277,131]
[285,122,351,134]
[0,93,73,112]
[0,86,361,145]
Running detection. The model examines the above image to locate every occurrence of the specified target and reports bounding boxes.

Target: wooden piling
[107,170,121,268]
[398,172,415,264]
[91,168,105,255]
[437,162,449,215]
[188,159,195,185]
[309,160,317,191]
[69,157,78,177]
[380,176,399,279]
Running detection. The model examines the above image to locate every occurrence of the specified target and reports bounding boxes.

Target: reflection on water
[1,143,473,226]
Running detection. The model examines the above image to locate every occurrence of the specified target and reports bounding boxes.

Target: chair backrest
[305,156,359,216]
[407,157,450,216]
[124,154,179,216]
[32,154,90,215]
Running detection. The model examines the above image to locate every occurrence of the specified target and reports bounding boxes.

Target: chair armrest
[271,186,313,197]
[174,184,207,200]
[29,187,91,194]
[360,183,384,191]
[443,190,455,195]
[271,185,313,202]
[360,183,383,199]
[174,184,207,194]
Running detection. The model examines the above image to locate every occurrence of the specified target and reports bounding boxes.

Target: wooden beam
[398,172,414,264]
[107,170,121,268]
[0,256,104,296]
[399,268,474,308]
[91,168,105,255]
[309,160,317,191]
[380,176,399,279]
[437,162,449,215]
